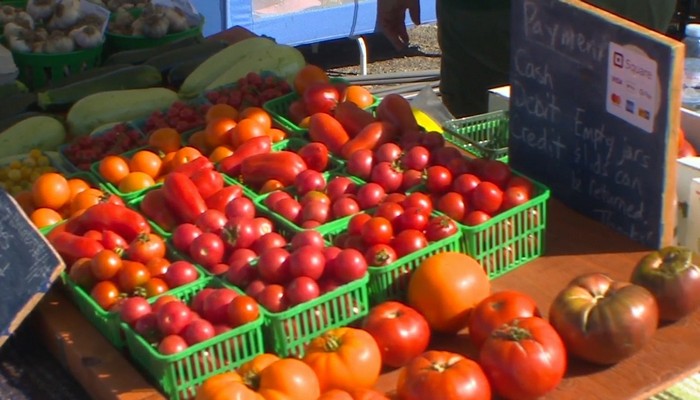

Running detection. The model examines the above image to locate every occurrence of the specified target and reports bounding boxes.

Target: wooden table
[32,199,700,400]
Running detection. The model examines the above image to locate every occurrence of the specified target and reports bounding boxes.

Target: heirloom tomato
[468,290,541,349]
[303,327,382,392]
[630,246,700,321]
[396,351,490,400]
[318,388,389,400]
[479,317,566,400]
[549,272,658,365]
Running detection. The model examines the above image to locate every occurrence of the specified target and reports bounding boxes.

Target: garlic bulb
[140,13,169,38]
[47,0,82,31]
[3,22,26,39]
[7,32,32,53]
[0,5,16,25]
[14,11,35,30]
[164,6,188,33]
[26,0,55,22]
[45,30,75,53]
[69,24,102,48]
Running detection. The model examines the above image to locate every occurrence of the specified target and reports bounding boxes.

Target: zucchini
[38,63,134,91]
[205,44,306,91]
[66,87,179,137]
[103,36,204,66]
[0,112,47,133]
[144,40,229,75]
[0,80,28,97]
[37,64,164,111]
[0,115,66,158]
[167,57,209,89]
[179,36,277,99]
[0,93,38,120]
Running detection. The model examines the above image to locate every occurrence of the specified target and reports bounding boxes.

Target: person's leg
[438,4,511,117]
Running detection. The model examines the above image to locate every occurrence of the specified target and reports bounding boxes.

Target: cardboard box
[684,177,700,253]
[676,109,700,246]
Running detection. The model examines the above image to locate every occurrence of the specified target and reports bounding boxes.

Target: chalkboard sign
[509,0,683,248]
[0,189,64,347]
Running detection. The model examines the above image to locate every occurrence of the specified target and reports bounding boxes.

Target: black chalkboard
[0,188,64,347]
[509,0,683,248]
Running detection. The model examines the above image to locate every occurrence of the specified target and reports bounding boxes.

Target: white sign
[605,42,659,133]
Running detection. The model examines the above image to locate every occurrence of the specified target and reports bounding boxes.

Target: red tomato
[471,182,503,215]
[356,182,387,210]
[401,192,433,215]
[348,213,372,236]
[400,145,430,170]
[304,82,340,115]
[172,223,202,253]
[364,243,398,267]
[479,160,512,188]
[424,215,459,242]
[425,165,453,194]
[164,261,199,288]
[297,141,330,172]
[361,301,431,368]
[468,290,541,349]
[205,185,243,213]
[227,295,260,327]
[157,300,193,336]
[347,149,374,180]
[126,233,166,264]
[397,351,490,400]
[501,186,531,211]
[436,192,467,222]
[90,280,121,310]
[286,276,321,306]
[479,317,567,400]
[119,296,152,326]
[391,229,428,258]
[189,232,225,268]
[117,260,152,294]
[370,161,402,193]
[361,216,393,245]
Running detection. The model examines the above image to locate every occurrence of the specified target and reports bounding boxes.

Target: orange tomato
[66,178,91,200]
[407,252,490,333]
[160,151,177,173]
[70,188,105,215]
[303,327,382,393]
[342,85,375,109]
[299,116,312,128]
[118,171,155,193]
[99,155,130,185]
[32,172,70,210]
[187,130,211,155]
[170,146,203,170]
[129,150,163,179]
[196,355,320,400]
[30,207,63,228]
[204,117,237,148]
[239,107,272,131]
[260,179,285,193]
[205,103,239,123]
[230,118,267,149]
[267,127,286,143]
[208,145,234,163]
[318,389,390,400]
[149,127,181,154]
[294,64,330,94]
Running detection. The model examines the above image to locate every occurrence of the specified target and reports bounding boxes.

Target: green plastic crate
[253,173,364,243]
[456,174,549,279]
[10,44,103,91]
[59,122,148,173]
[367,230,463,305]
[443,110,510,162]
[122,277,265,400]
[60,265,207,350]
[89,147,160,202]
[106,13,204,52]
[262,77,374,137]
[224,274,369,358]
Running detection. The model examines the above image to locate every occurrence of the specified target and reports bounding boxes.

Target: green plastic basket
[60,264,207,350]
[455,174,550,279]
[122,277,265,400]
[366,230,463,305]
[262,77,372,137]
[10,44,104,91]
[442,110,510,162]
[253,173,364,243]
[59,122,148,173]
[90,147,161,201]
[223,274,369,358]
[106,14,204,52]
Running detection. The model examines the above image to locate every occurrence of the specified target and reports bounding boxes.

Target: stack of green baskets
[442,109,510,162]
[10,45,104,90]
